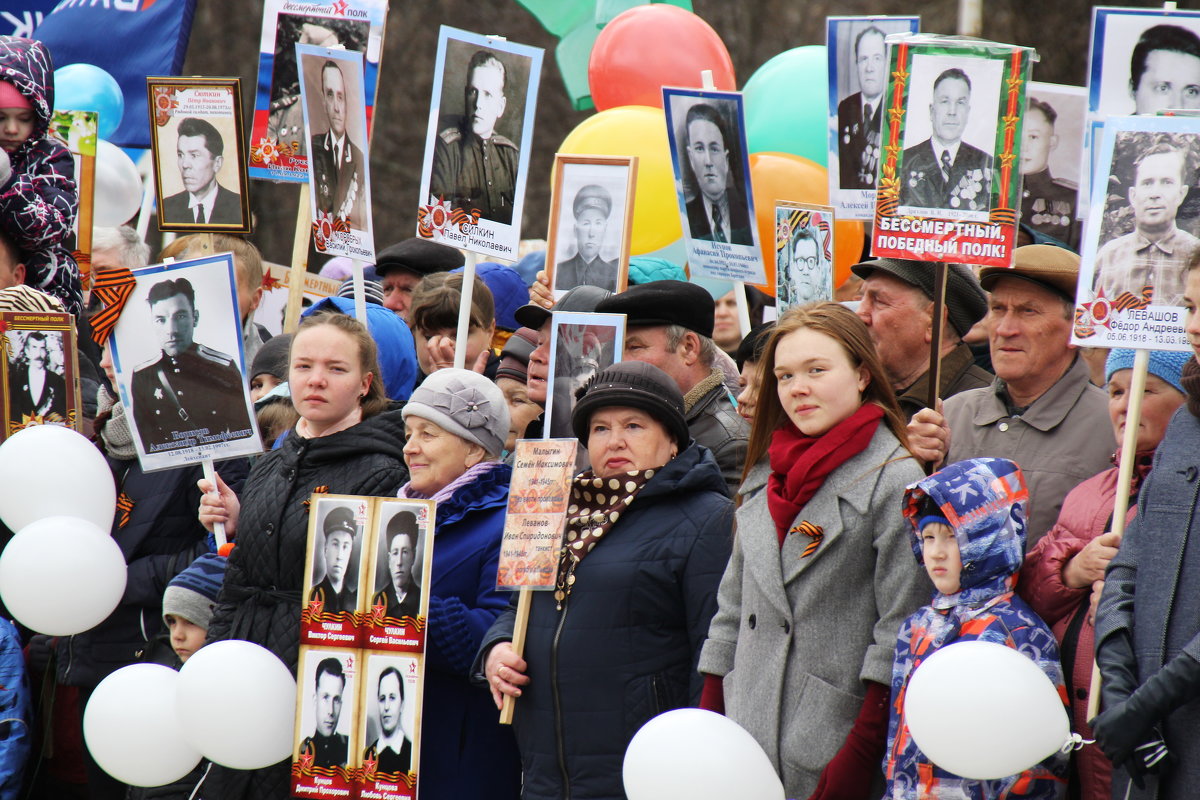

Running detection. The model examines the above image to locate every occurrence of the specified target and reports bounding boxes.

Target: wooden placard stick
[1086,348,1150,720]
[284,184,312,333]
[453,251,479,369]
[499,588,532,725]
[924,260,949,474]
[201,458,227,549]
[350,260,367,323]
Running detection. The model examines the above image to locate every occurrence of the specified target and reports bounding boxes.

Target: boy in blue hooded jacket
[883,457,1069,799]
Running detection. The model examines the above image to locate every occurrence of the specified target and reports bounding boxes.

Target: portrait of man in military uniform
[837,25,887,190]
[1020,96,1081,248]
[310,505,361,615]
[554,184,618,293]
[371,510,419,622]
[362,664,412,776]
[129,277,253,454]
[900,66,995,214]
[298,656,351,769]
[430,49,520,225]
[306,57,368,230]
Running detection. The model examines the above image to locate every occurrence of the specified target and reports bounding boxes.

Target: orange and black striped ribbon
[790,520,825,558]
[89,267,137,346]
[116,492,134,529]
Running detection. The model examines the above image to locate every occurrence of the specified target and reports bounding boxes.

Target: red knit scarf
[767,403,884,545]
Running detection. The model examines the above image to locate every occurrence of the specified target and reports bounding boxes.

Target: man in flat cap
[853,258,992,419]
[900,67,992,213]
[430,49,519,224]
[371,511,420,622]
[554,184,618,293]
[595,280,748,495]
[310,506,359,614]
[908,245,1114,546]
[374,238,464,320]
[683,103,753,245]
[1094,141,1200,306]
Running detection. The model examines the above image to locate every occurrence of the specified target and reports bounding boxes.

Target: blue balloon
[742,46,828,165]
[53,64,124,140]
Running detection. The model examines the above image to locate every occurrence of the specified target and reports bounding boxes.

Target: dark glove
[1091,651,1200,766]
[1095,629,1139,711]
[1122,730,1169,790]
[807,681,890,800]
[26,634,56,673]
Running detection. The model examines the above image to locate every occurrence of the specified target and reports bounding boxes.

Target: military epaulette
[438,127,462,144]
[133,352,165,372]
[194,343,235,367]
[491,133,517,150]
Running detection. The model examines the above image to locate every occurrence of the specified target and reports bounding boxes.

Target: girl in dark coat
[199,312,408,800]
[481,361,734,800]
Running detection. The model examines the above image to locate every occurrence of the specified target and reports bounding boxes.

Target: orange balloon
[748,152,865,296]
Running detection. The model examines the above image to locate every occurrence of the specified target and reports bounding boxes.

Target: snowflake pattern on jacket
[0,36,82,318]
[884,457,1069,799]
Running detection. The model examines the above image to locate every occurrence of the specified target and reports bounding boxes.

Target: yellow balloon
[557,105,681,255]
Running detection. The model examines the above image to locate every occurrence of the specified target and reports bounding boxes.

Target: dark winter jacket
[205,407,408,800]
[0,619,29,800]
[476,443,734,800]
[57,452,249,690]
[414,460,522,800]
[0,37,82,318]
[684,371,749,497]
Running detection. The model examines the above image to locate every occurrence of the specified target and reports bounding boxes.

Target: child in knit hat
[162,552,225,664]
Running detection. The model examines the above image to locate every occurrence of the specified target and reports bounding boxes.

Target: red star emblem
[261,272,283,291]
[307,599,324,619]
[299,751,314,771]
[371,601,386,624]
[1079,287,1113,330]
[331,0,348,14]
[363,757,378,776]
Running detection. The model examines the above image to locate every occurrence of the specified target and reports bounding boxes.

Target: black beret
[850,258,988,338]
[323,506,356,538]
[571,361,689,451]
[374,238,464,277]
[593,280,714,338]
[513,284,613,330]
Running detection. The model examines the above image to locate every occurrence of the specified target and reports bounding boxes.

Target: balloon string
[1060,733,1095,753]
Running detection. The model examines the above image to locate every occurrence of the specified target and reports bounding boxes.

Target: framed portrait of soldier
[357,652,423,798]
[146,77,252,234]
[545,154,636,299]
[107,253,261,472]
[292,647,360,795]
[775,203,835,314]
[364,499,436,652]
[664,87,765,284]
[302,495,372,647]
[826,15,920,219]
[1073,115,1197,352]
[0,312,81,441]
[417,26,544,262]
[543,311,625,442]
[297,44,376,262]
[872,35,1034,268]
[248,0,387,183]
[1022,83,1086,248]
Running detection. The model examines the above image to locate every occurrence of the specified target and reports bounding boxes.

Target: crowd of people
[0,27,1197,800]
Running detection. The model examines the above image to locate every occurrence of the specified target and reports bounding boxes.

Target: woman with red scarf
[699,303,929,800]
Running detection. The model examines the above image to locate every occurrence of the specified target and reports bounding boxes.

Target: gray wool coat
[699,425,930,799]
[1096,406,1200,800]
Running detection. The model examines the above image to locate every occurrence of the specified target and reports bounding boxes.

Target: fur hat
[571,361,689,450]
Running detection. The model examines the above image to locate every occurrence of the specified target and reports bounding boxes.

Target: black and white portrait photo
[547,156,635,297]
[898,54,1003,220]
[295,648,358,771]
[306,497,369,617]
[108,254,260,471]
[147,79,251,233]
[360,653,420,778]
[828,16,920,195]
[1021,83,1086,248]
[544,312,624,442]
[1089,8,1200,117]
[6,331,67,428]
[369,506,423,623]
[774,204,835,313]
[298,46,370,233]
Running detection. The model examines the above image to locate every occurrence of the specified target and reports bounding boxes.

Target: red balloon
[589,5,736,111]
[748,152,865,296]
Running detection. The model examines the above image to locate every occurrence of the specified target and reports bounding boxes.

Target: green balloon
[743,46,829,165]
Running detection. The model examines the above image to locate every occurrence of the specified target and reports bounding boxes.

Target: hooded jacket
[0,37,82,318]
[885,457,1068,799]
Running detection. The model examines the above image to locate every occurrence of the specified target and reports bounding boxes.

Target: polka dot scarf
[554,469,656,609]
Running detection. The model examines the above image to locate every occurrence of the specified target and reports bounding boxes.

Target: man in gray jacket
[595,280,749,495]
[907,245,1114,545]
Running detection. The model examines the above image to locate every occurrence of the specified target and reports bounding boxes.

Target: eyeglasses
[794,256,819,267]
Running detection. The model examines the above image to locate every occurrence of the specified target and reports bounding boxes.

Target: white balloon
[176,639,297,769]
[0,516,126,636]
[0,425,116,531]
[623,708,784,800]
[84,664,202,787]
[93,139,143,227]
[904,639,1070,780]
